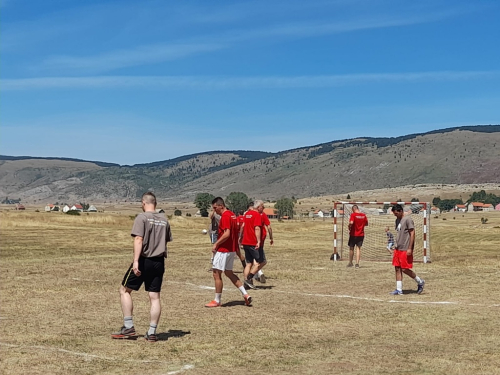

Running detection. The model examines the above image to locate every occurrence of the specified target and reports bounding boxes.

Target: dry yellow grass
[1,210,499,374]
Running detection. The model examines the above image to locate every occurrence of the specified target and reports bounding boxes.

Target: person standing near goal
[205,197,252,307]
[390,204,425,295]
[347,205,368,268]
[112,191,172,342]
[385,226,395,254]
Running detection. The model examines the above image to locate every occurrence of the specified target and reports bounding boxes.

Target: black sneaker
[144,332,158,342]
[346,263,354,268]
[111,326,136,339]
[355,264,360,269]
[244,279,256,289]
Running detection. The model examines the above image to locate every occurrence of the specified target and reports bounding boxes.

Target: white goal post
[333,201,431,263]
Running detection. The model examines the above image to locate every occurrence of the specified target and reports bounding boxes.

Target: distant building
[496,203,500,211]
[155,208,165,213]
[87,205,98,212]
[455,204,467,212]
[71,204,83,212]
[431,206,441,215]
[62,205,71,213]
[313,210,324,218]
[482,204,494,212]
[16,204,25,210]
[263,208,278,219]
[45,204,55,212]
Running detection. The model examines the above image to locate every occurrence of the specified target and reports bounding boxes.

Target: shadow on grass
[221,300,252,307]
[157,330,191,341]
[402,289,420,294]
[255,285,275,290]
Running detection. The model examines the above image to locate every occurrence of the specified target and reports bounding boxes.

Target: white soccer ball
[202,229,208,234]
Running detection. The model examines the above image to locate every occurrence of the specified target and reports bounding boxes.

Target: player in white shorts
[205,197,252,308]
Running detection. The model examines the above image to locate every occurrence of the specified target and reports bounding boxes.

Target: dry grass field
[1,209,499,374]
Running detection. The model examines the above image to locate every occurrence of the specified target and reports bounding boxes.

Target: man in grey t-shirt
[112,192,172,342]
[389,204,425,296]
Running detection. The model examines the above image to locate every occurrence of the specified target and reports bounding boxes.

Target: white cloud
[40,43,226,73]
[2,71,498,91]
[22,3,471,74]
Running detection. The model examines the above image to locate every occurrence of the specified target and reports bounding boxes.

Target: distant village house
[263,208,278,219]
[467,202,494,212]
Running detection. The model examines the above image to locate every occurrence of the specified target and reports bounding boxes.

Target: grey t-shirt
[209,213,221,234]
[131,211,172,258]
[395,215,415,251]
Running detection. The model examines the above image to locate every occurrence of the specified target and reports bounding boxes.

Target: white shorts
[212,252,235,271]
[387,242,394,250]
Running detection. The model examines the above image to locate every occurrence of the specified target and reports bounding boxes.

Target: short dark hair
[212,197,225,206]
[142,191,157,205]
[392,204,403,212]
[247,202,254,209]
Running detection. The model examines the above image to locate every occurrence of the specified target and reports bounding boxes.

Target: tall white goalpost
[333,201,431,263]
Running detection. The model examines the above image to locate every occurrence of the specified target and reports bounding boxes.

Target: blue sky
[1,0,499,165]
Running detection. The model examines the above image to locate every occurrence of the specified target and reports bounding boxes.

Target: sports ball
[202,229,208,234]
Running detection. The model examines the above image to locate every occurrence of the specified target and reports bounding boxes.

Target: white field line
[67,278,500,308]
[0,342,196,373]
[167,281,500,308]
[166,364,196,375]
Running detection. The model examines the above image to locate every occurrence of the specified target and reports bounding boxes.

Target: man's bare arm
[133,236,143,276]
[213,228,230,252]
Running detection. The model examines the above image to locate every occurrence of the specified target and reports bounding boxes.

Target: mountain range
[1,125,499,203]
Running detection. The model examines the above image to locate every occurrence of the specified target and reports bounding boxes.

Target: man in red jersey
[205,197,252,307]
[236,210,247,270]
[239,201,263,290]
[254,200,274,283]
[347,205,368,268]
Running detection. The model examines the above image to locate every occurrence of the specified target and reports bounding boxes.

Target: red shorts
[392,249,413,269]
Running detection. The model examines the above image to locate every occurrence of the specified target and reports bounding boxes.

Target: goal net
[333,202,431,263]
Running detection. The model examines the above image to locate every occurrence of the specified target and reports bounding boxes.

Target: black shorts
[121,256,165,292]
[258,245,267,263]
[243,245,265,264]
[348,236,364,248]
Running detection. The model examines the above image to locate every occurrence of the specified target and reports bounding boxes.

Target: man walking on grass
[205,197,252,307]
[112,191,172,342]
[390,204,425,295]
[347,205,368,268]
[254,200,274,283]
[239,201,263,289]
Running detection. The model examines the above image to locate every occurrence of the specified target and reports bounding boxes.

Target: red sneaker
[204,300,221,308]
[244,294,252,306]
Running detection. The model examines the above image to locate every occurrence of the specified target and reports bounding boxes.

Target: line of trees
[194,192,296,218]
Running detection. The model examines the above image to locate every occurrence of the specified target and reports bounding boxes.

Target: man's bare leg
[348,246,354,266]
[120,285,133,317]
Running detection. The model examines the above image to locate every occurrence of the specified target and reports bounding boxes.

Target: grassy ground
[1,210,499,374]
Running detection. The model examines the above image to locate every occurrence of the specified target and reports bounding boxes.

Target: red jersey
[241,210,263,246]
[217,209,238,253]
[261,212,270,241]
[237,215,245,230]
[349,212,368,236]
